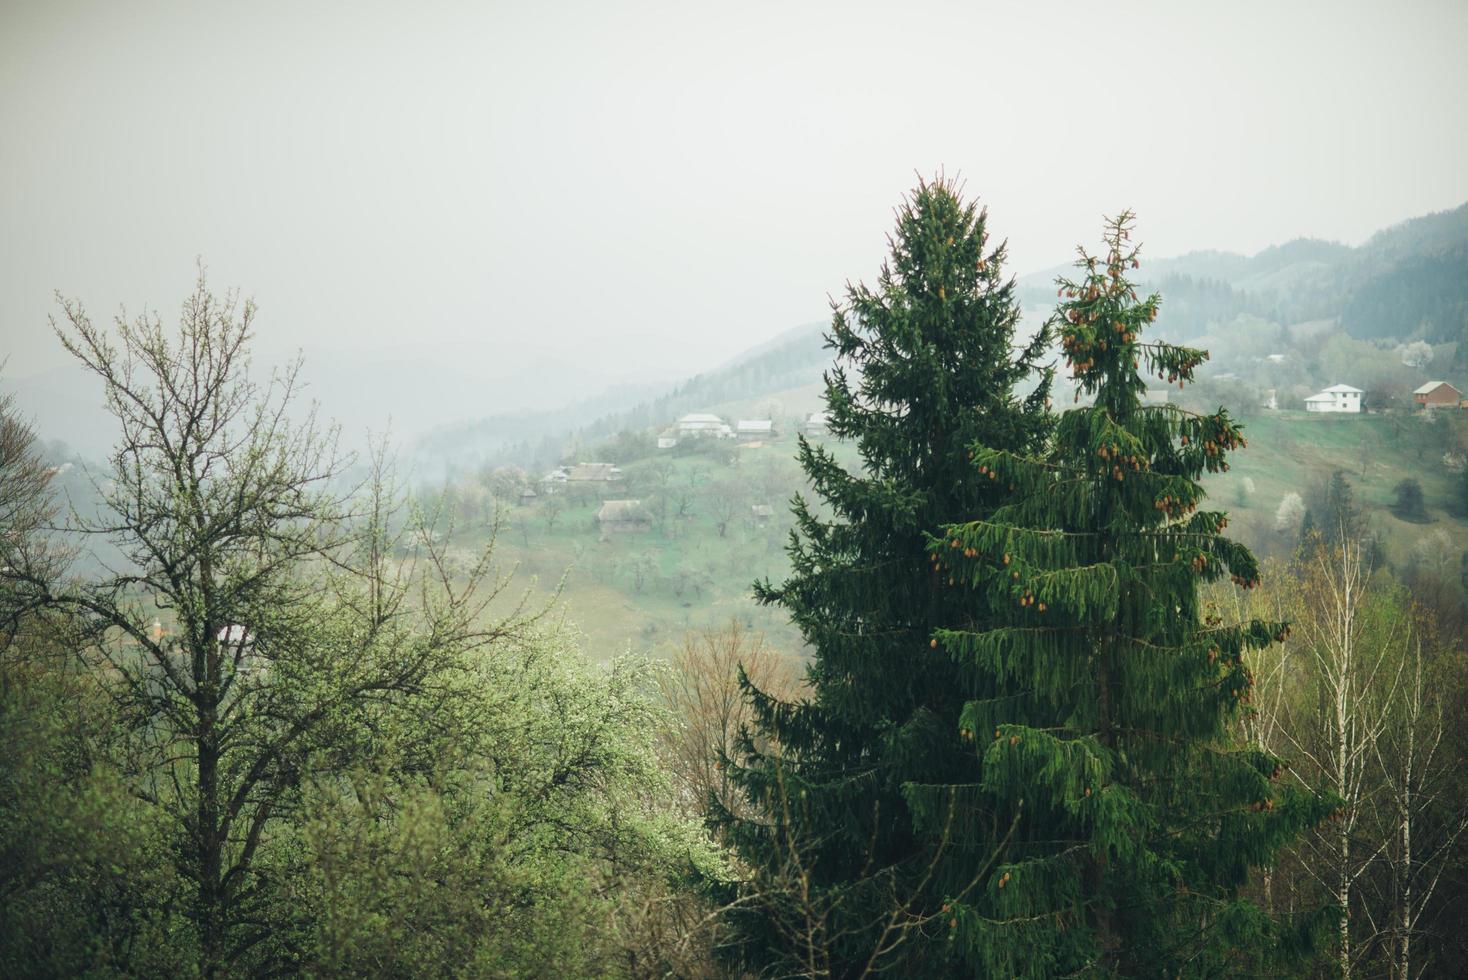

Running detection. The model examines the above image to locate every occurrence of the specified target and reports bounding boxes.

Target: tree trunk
[1094,636,1118,960]
[1335,655,1350,976]
[1396,711,1415,980]
[1329,541,1358,979]
[196,560,225,978]
[198,711,223,977]
[1337,810,1350,977]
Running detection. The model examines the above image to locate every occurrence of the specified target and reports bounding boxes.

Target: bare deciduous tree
[1370,621,1468,980]
[1285,535,1401,976]
[541,491,564,532]
[0,389,60,635]
[708,481,743,539]
[8,273,546,976]
[657,621,799,818]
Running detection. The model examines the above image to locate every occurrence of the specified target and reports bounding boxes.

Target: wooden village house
[1414,381,1463,410]
[596,499,651,536]
[566,463,623,483]
[676,413,733,439]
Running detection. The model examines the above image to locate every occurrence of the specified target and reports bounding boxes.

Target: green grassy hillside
[1201,411,1468,566]
[454,432,853,660]
[448,410,1468,663]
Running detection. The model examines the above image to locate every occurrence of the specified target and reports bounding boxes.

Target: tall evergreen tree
[922,213,1335,976]
[1318,469,1363,547]
[717,177,1053,976]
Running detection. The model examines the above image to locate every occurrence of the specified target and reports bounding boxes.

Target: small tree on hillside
[541,492,564,532]
[1275,492,1307,535]
[1314,470,1365,549]
[1393,478,1429,523]
[708,481,744,539]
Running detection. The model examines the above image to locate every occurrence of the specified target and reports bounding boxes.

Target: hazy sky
[4,0,1467,429]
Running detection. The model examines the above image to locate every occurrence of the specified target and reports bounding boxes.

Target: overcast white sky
[3,0,1467,428]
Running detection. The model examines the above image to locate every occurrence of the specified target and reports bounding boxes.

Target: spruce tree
[1318,469,1362,546]
[717,177,1053,976]
[922,213,1334,976]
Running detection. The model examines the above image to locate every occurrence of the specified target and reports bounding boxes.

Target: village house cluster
[655,411,827,448]
[528,410,838,539]
[1298,380,1465,414]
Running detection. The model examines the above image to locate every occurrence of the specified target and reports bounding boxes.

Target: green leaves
[290,632,719,978]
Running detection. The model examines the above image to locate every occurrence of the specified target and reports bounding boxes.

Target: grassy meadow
[450,408,1468,663]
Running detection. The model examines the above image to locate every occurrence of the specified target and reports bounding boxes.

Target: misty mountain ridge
[421,199,1468,474]
[11,201,1467,471]
[1017,201,1468,349]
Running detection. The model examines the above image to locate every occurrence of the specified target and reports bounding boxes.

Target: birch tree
[1285,533,1402,976]
[1370,620,1468,980]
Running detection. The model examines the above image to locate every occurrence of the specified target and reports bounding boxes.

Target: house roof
[567,463,621,481]
[1414,381,1458,395]
[1304,393,1335,402]
[750,504,776,517]
[596,499,648,523]
[677,413,723,424]
[1322,384,1363,394]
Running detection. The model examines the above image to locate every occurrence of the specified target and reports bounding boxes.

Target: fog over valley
[5,0,1467,459]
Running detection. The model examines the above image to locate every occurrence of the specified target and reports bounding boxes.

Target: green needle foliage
[922,212,1337,976]
[717,177,1054,977]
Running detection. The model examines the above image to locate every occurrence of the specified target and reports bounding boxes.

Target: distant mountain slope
[1019,201,1468,352]
[409,379,670,467]
[411,321,829,471]
[574,322,828,436]
[421,200,1468,474]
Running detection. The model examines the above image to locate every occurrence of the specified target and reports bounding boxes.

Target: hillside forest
[3,180,1468,978]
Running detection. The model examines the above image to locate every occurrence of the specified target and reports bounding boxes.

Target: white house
[736,419,774,441]
[217,624,268,679]
[676,413,732,438]
[217,624,251,648]
[1304,383,1363,413]
[803,411,830,436]
[656,429,678,450]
